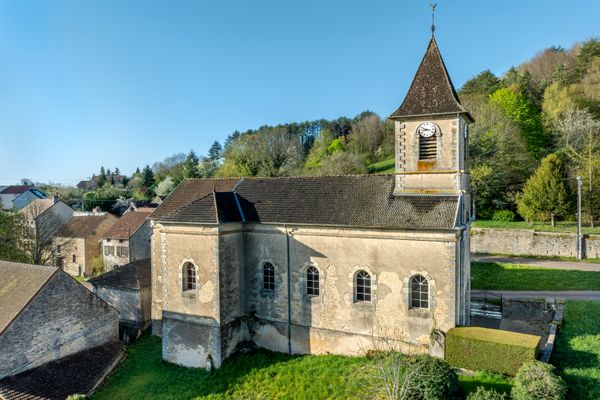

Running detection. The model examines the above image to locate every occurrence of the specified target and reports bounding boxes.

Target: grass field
[367,158,394,174]
[93,334,510,399]
[471,262,600,291]
[472,219,600,235]
[552,300,600,400]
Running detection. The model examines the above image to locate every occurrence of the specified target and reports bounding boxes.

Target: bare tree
[556,108,600,226]
[20,200,70,265]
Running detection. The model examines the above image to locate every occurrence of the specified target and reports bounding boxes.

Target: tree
[556,108,600,226]
[460,70,502,95]
[463,95,535,218]
[142,165,156,188]
[155,176,175,197]
[0,210,31,263]
[208,141,223,162]
[490,87,549,158]
[114,167,120,175]
[19,200,72,265]
[183,150,200,179]
[512,361,566,400]
[98,166,107,188]
[318,151,367,176]
[20,178,34,186]
[516,153,572,223]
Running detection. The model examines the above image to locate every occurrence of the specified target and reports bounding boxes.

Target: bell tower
[389,35,473,197]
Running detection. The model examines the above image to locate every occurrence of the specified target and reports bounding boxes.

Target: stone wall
[152,221,468,368]
[0,272,118,378]
[130,220,151,261]
[471,227,600,259]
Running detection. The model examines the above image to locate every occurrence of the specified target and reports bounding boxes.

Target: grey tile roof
[0,341,123,400]
[88,259,151,290]
[390,37,473,121]
[0,261,57,335]
[154,175,459,230]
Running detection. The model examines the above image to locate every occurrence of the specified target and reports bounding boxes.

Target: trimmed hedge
[445,327,540,376]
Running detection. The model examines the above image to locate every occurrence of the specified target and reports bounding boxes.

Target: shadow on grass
[550,301,600,400]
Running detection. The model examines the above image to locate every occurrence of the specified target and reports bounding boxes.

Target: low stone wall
[471,227,600,259]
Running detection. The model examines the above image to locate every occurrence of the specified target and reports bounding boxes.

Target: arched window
[306,266,319,296]
[183,262,197,291]
[355,270,371,302]
[410,275,429,309]
[263,262,275,291]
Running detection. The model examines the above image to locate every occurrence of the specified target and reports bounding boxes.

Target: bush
[445,327,540,376]
[511,361,567,400]
[466,387,507,400]
[492,210,516,222]
[402,355,460,400]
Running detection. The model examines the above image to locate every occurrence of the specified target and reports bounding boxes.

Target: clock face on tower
[417,122,437,138]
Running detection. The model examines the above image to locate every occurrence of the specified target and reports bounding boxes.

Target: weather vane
[430,3,437,36]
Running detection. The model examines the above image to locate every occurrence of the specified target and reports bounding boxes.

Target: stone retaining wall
[471,227,600,259]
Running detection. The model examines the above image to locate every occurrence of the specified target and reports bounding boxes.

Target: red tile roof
[102,210,152,239]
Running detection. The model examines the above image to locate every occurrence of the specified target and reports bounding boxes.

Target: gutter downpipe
[285,224,292,355]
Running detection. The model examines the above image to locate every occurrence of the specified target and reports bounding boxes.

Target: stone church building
[150,35,473,369]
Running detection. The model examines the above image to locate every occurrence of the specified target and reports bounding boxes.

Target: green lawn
[367,158,395,174]
[93,334,508,399]
[552,300,600,400]
[472,219,600,235]
[457,371,512,396]
[471,262,600,291]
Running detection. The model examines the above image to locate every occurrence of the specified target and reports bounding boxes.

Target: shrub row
[445,327,540,376]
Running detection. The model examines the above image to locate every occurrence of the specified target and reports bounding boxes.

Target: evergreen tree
[106,168,112,176]
[114,167,120,175]
[208,141,223,162]
[183,150,200,178]
[135,167,141,175]
[142,165,156,188]
[517,153,572,222]
[98,166,107,187]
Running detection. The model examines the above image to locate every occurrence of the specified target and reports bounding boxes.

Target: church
[149,33,473,369]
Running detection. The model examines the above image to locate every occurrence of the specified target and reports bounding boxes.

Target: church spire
[389,36,473,121]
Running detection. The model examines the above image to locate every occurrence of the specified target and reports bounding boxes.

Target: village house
[54,211,117,276]
[20,197,74,235]
[0,260,121,399]
[0,186,45,210]
[89,258,152,343]
[100,208,153,271]
[149,36,472,369]
[77,174,126,191]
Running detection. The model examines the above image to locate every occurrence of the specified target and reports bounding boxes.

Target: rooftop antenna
[430,3,437,36]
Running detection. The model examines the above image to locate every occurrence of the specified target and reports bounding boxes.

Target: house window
[410,275,429,309]
[355,270,371,302]
[72,254,77,263]
[182,262,197,292]
[306,266,319,296]
[104,245,115,256]
[419,135,437,160]
[263,262,275,292]
[117,246,129,258]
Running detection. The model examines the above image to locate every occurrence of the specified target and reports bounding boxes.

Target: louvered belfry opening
[419,135,437,160]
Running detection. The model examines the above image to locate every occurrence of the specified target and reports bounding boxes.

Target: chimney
[53,193,60,204]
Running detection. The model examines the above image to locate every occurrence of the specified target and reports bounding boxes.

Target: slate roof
[0,341,123,400]
[102,210,152,240]
[0,186,33,195]
[153,175,460,230]
[390,37,473,121]
[56,214,114,238]
[0,261,57,335]
[88,259,151,290]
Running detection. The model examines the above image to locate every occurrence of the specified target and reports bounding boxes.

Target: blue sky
[1,0,599,185]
